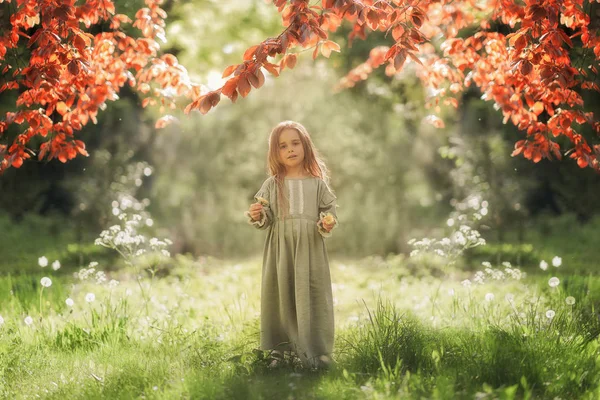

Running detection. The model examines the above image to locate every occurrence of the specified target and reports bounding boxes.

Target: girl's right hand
[248,202,263,221]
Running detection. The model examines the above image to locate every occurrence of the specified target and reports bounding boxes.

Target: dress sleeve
[244,178,273,230]
[317,179,339,238]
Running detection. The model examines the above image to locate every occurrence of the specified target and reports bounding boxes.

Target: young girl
[244,120,339,369]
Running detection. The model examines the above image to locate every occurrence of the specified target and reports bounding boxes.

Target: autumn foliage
[1,0,600,173]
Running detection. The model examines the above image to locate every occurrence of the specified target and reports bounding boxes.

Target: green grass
[2,212,600,398]
[1,251,600,399]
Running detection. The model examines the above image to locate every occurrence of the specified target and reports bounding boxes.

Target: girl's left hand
[321,214,336,232]
[322,221,335,232]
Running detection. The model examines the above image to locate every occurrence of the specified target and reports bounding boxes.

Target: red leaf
[321,40,341,58]
[577,156,588,168]
[67,60,79,76]
[286,54,297,69]
[532,102,544,116]
[222,64,237,79]
[238,74,251,98]
[263,63,279,76]
[394,51,406,71]
[243,45,259,61]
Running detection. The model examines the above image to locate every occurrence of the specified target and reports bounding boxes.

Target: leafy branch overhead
[1,0,600,173]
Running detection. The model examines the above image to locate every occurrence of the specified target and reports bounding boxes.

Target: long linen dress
[244,175,338,366]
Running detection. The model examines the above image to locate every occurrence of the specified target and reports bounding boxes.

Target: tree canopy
[1,0,599,173]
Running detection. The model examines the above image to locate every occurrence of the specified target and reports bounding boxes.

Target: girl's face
[278,128,305,170]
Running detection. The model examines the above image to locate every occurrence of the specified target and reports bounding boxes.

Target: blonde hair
[266,120,331,218]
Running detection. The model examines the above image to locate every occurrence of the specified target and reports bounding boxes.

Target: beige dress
[245,175,338,366]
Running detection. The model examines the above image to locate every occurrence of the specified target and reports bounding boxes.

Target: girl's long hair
[266,120,331,219]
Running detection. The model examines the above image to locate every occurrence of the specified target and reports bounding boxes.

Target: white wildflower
[24,316,33,326]
[546,309,556,319]
[108,279,119,289]
[461,279,472,287]
[65,298,74,307]
[52,260,61,271]
[85,293,96,303]
[485,293,495,302]
[539,260,548,271]
[95,271,107,284]
[0,315,4,326]
[40,277,52,288]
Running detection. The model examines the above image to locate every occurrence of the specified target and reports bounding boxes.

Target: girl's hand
[248,202,263,221]
[321,213,336,232]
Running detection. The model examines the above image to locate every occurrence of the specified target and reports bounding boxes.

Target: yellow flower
[323,213,335,226]
[255,196,269,206]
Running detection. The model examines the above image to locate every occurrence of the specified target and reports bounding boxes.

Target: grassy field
[1,212,600,399]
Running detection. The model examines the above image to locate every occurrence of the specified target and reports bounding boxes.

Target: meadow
[1,208,600,400]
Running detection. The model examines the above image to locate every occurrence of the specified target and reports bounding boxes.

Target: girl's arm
[244,178,273,230]
[317,180,338,238]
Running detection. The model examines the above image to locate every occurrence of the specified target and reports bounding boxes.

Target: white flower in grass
[485,293,495,302]
[546,309,556,319]
[0,315,4,326]
[24,316,33,326]
[38,256,48,268]
[565,296,576,305]
[52,260,61,270]
[539,260,548,271]
[65,298,74,307]
[40,277,52,287]
[85,293,96,303]
[552,256,562,267]
[461,279,472,287]
[108,279,119,289]
[548,277,560,288]
[448,288,455,296]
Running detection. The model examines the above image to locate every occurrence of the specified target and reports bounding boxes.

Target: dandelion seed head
[85,293,96,303]
[548,277,560,288]
[65,298,74,307]
[40,277,52,287]
[24,316,33,326]
[485,293,495,302]
[38,256,48,268]
[0,315,4,326]
[539,260,548,271]
[565,296,576,305]
[52,260,61,270]
[552,256,562,268]
[546,309,556,319]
